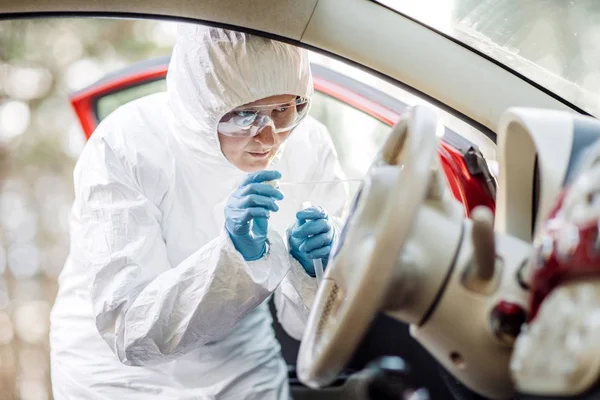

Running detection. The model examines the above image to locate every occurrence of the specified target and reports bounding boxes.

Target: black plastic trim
[532,157,540,238]
[418,222,465,327]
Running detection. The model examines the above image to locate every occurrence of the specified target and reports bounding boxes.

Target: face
[218,94,296,172]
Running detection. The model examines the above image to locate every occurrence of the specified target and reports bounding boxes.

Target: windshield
[376,0,600,117]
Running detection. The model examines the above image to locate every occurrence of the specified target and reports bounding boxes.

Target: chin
[240,158,271,172]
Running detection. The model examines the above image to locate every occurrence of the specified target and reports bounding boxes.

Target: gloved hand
[288,206,336,276]
[225,170,284,261]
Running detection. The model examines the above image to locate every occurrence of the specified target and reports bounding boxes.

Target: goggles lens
[218,96,311,137]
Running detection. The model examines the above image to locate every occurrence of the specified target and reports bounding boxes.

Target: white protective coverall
[49,24,348,399]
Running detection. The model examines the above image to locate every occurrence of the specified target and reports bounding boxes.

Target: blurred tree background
[0,18,177,400]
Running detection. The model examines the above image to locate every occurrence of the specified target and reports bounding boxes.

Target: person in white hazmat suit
[49,24,349,399]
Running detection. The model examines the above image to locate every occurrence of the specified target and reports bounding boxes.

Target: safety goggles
[218,96,311,138]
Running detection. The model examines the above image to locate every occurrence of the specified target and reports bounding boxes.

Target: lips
[247,150,271,159]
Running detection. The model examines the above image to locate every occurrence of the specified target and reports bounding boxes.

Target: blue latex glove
[225,170,284,261]
[288,206,335,276]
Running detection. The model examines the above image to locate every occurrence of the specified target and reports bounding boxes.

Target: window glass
[96,79,166,120]
[309,53,497,165]
[374,0,600,117]
[310,91,390,179]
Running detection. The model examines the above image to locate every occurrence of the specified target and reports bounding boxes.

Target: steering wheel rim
[297,105,442,388]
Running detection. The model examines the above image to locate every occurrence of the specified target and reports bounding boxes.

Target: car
[2,1,599,399]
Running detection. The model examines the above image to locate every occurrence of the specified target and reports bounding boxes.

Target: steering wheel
[297,105,443,388]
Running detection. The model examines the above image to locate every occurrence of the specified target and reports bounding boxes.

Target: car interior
[1,1,600,399]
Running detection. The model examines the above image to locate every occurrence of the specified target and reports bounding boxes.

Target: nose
[254,125,276,147]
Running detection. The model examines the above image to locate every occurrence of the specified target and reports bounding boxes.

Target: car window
[96,79,166,120]
[375,0,600,117]
[309,54,497,166]
[310,91,390,179]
